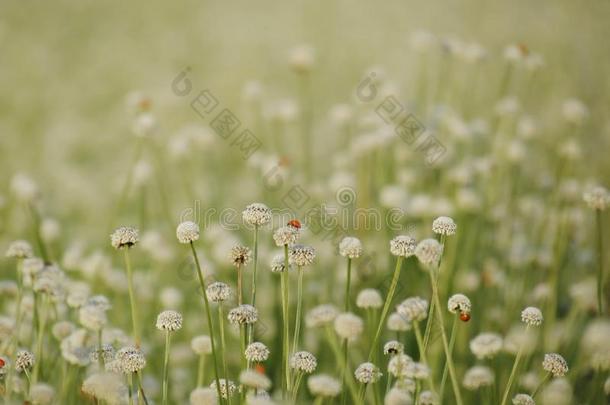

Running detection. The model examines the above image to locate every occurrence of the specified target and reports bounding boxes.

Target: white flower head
[191,335,212,355]
[448,294,472,314]
[432,216,457,236]
[245,342,270,362]
[207,282,232,303]
[339,237,363,259]
[397,297,428,322]
[356,289,383,309]
[334,312,364,341]
[542,353,568,377]
[354,362,382,384]
[469,333,503,360]
[156,310,183,332]
[583,186,610,211]
[5,240,33,259]
[273,226,300,246]
[521,306,543,327]
[390,236,416,257]
[290,351,317,373]
[228,305,258,325]
[308,374,341,398]
[242,203,272,226]
[110,226,139,249]
[415,239,443,267]
[176,221,200,244]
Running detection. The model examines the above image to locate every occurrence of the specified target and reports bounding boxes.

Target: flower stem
[345,258,352,312]
[251,225,259,307]
[341,339,349,405]
[429,267,463,405]
[500,326,528,405]
[162,331,171,405]
[281,244,291,395]
[33,293,49,383]
[127,373,134,405]
[218,305,229,393]
[292,266,304,353]
[189,242,223,402]
[531,372,551,399]
[325,326,359,403]
[595,210,605,315]
[413,321,436,392]
[196,355,205,387]
[123,249,140,346]
[439,316,458,402]
[368,256,403,361]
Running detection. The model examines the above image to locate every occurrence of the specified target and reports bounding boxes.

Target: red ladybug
[255,364,265,374]
[0,358,5,367]
[460,312,471,322]
[287,219,301,229]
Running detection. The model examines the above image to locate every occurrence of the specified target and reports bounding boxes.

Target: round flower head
[110,226,138,249]
[512,393,535,405]
[387,312,411,332]
[289,244,316,267]
[207,282,232,302]
[210,379,237,399]
[90,344,115,364]
[354,362,382,384]
[448,294,472,314]
[307,374,341,397]
[306,304,339,328]
[115,346,146,373]
[228,304,258,325]
[191,335,212,355]
[79,304,108,332]
[356,288,383,309]
[245,342,270,362]
[583,186,610,211]
[190,387,218,405]
[415,239,443,267]
[418,390,437,405]
[390,235,417,257]
[176,221,200,243]
[242,203,272,226]
[270,254,290,273]
[462,366,495,390]
[542,353,568,377]
[385,387,413,405]
[289,44,315,74]
[432,216,457,236]
[6,240,33,259]
[290,351,317,373]
[383,340,404,355]
[156,310,183,332]
[339,237,363,259]
[230,245,252,267]
[273,226,300,246]
[397,297,429,322]
[521,306,543,326]
[239,369,271,390]
[30,383,55,404]
[470,333,503,359]
[334,312,364,341]
[405,362,431,381]
[15,350,34,372]
[388,354,413,378]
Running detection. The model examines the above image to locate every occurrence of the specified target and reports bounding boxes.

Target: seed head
[245,342,270,362]
[15,350,34,372]
[521,306,543,326]
[242,203,272,226]
[176,221,200,243]
[209,379,237,399]
[388,354,413,378]
[110,226,138,249]
[448,294,472,314]
[79,304,108,332]
[415,239,443,267]
[228,304,258,325]
[583,186,610,211]
[339,237,363,259]
[270,254,290,273]
[239,369,271,390]
[383,340,404,355]
[542,353,568,377]
[354,362,382,384]
[356,288,383,309]
[273,226,300,246]
[289,244,316,267]
[307,374,341,397]
[5,240,33,259]
[290,351,317,373]
[512,394,535,405]
[207,282,232,302]
[397,297,429,322]
[469,333,503,360]
[191,335,212,355]
[432,216,457,236]
[115,346,146,373]
[390,235,416,257]
[333,312,364,341]
[156,310,183,332]
[229,245,251,267]
[306,304,339,328]
[463,366,495,390]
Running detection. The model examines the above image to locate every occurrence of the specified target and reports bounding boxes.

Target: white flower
[115,346,146,373]
[207,282,232,302]
[512,393,535,405]
[356,289,383,309]
[447,294,471,314]
[339,237,363,259]
[469,333,503,359]
[15,350,34,372]
[5,240,33,259]
[521,307,543,326]
[463,366,494,390]
[542,353,568,377]
[415,239,443,267]
[176,221,200,243]
[156,310,183,332]
[432,216,457,236]
[239,369,271,390]
[189,387,218,405]
[307,374,341,397]
[390,236,416,257]
[289,245,316,267]
[110,226,138,249]
[387,312,411,332]
[242,203,272,226]
[290,351,317,373]
[245,342,270,362]
[273,226,299,246]
[228,305,258,325]
[354,362,382,384]
[397,297,428,322]
[334,312,364,341]
[191,335,212,355]
[583,186,610,211]
[306,304,339,328]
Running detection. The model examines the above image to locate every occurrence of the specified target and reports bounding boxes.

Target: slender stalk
[123,249,140,346]
[413,321,436,392]
[500,326,529,405]
[33,293,48,383]
[313,397,324,405]
[240,325,247,404]
[340,339,349,405]
[162,331,171,405]
[237,264,243,306]
[429,268,463,405]
[439,316,458,402]
[595,210,605,315]
[292,266,304,353]
[368,257,404,361]
[281,244,291,394]
[98,328,105,370]
[292,371,304,403]
[324,326,359,402]
[127,373,134,405]
[189,242,223,402]
[218,305,229,394]
[251,225,259,307]
[196,355,205,387]
[137,371,150,405]
[531,372,551,398]
[344,258,352,312]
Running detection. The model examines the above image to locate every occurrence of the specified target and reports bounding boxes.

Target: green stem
[413,321,436,392]
[123,249,140,346]
[218,305,229,394]
[345,258,352,312]
[189,242,223,402]
[237,264,243,306]
[127,373,134,405]
[98,328,105,370]
[282,245,291,394]
[292,266,304,353]
[162,331,171,405]
[500,326,528,405]
[596,210,605,315]
[197,355,205,387]
[325,326,359,403]
[530,372,551,399]
[368,256,403,361]
[341,339,349,405]
[439,316,458,403]
[251,225,259,307]
[33,293,48,383]
[430,267,463,405]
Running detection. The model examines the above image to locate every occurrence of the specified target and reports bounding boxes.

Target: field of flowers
[1,1,610,404]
